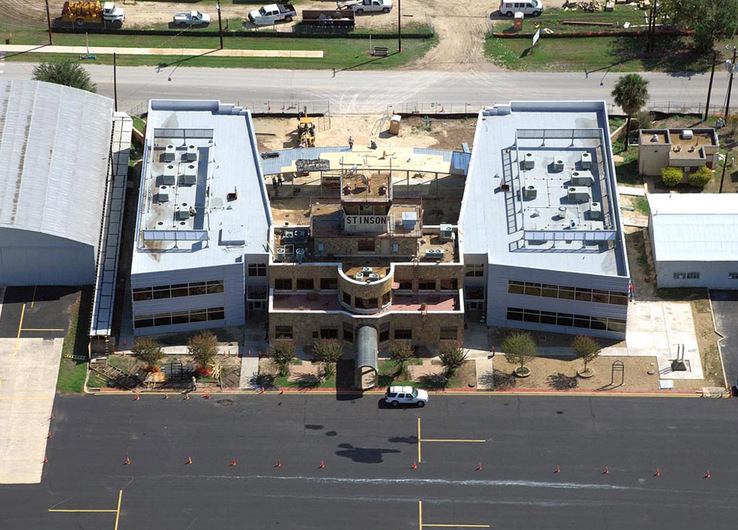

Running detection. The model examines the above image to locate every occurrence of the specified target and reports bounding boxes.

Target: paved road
[1,394,737,529]
[1,63,730,115]
[711,290,738,391]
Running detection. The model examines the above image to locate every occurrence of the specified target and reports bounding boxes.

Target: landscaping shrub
[661,167,683,187]
[437,341,467,378]
[271,340,296,377]
[687,166,712,187]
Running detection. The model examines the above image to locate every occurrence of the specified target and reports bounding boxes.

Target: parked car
[384,386,429,407]
[248,3,297,26]
[341,0,393,14]
[173,10,211,27]
[499,0,543,17]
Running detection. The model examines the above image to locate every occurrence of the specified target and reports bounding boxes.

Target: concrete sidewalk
[0,44,323,59]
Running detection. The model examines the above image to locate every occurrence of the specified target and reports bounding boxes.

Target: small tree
[437,341,467,378]
[611,73,649,151]
[32,61,97,92]
[687,166,712,187]
[271,340,296,377]
[389,341,415,376]
[312,338,342,379]
[572,335,601,375]
[131,338,164,372]
[502,332,538,375]
[661,166,683,187]
[188,331,218,371]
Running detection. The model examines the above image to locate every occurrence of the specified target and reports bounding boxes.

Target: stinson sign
[344,214,388,232]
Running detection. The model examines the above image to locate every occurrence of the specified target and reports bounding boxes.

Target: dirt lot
[253,114,477,152]
[2,0,497,71]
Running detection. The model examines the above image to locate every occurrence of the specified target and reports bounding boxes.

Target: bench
[372,46,390,57]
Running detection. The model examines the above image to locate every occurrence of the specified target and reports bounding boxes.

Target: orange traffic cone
[185,394,190,400]
[318,460,325,469]
[554,465,561,474]
[476,462,483,471]
[231,458,237,467]
[411,461,418,470]
[124,456,131,466]
[654,468,661,477]
[49,413,55,420]
[202,394,210,399]
[187,456,193,465]
[47,432,52,439]
[163,394,169,400]
[134,392,140,401]
[279,389,284,395]
[260,387,265,395]
[275,460,282,468]
[603,466,610,475]
[705,470,711,479]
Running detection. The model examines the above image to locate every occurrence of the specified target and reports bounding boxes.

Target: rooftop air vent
[185,144,198,161]
[553,159,564,172]
[163,144,176,162]
[681,129,693,140]
[355,272,364,280]
[523,153,535,170]
[581,152,592,169]
[650,134,659,142]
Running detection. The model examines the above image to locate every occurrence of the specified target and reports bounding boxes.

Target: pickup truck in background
[173,10,211,27]
[248,3,297,25]
[340,0,393,14]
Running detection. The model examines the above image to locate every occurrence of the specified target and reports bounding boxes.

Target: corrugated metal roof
[0,78,113,249]
[648,193,738,262]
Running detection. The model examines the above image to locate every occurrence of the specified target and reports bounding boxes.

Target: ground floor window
[275,325,293,339]
[134,307,225,329]
[440,327,458,340]
[394,328,412,340]
[379,323,390,343]
[506,307,626,334]
[274,278,292,291]
[320,328,339,339]
[343,322,354,343]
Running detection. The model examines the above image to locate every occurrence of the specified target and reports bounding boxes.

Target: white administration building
[0,79,124,286]
[130,100,272,335]
[648,193,738,289]
[459,102,630,339]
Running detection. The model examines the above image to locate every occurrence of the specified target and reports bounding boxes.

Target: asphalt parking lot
[710,290,738,390]
[0,286,76,339]
[1,394,737,530]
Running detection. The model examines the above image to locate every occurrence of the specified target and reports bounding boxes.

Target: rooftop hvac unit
[283,230,294,240]
[567,186,591,203]
[162,164,177,185]
[176,209,191,221]
[276,247,286,261]
[355,272,364,280]
[681,129,693,140]
[553,159,565,172]
[590,201,602,220]
[362,266,372,274]
[185,144,198,161]
[163,144,176,162]
[523,184,537,200]
[425,248,444,259]
[581,152,592,169]
[368,273,380,281]
[523,153,535,170]
[295,248,306,261]
[402,211,418,230]
[439,224,454,241]
[294,229,308,240]
[557,206,569,220]
[570,171,594,187]
[156,192,169,204]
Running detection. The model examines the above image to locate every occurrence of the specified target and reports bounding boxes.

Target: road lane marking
[21,328,65,332]
[14,303,25,355]
[114,490,123,530]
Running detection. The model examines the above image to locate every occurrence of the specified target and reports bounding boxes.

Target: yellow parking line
[422,439,487,443]
[419,500,423,530]
[14,303,25,356]
[114,490,123,530]
[417,417,422,463]
[423,525,490,528]
[31,285,37,308]
[21,328,65,332]
[48,509,117,513]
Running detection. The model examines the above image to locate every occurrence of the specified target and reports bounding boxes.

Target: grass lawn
[491,7,647,35]
[57,359,88,393]
[0,22,436,71]
[274,373,336,389]
[485,35,711,73]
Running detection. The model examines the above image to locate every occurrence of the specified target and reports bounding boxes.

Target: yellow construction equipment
[297,113,316,148]
[61,1,125,29]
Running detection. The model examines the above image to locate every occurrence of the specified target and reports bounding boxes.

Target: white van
[499,0,543,17]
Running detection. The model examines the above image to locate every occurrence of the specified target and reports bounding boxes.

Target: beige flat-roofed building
[638,128,719,176]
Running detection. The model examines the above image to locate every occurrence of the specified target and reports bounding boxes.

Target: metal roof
[648,193,738,262]
[459,101,628,278]
[0,78,114,249]
[355,325,378,371]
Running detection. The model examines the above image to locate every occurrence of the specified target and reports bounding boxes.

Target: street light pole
[397,0,402,53]
[725,47,737,118]
[217,1,224,50]
[704,50,717,122]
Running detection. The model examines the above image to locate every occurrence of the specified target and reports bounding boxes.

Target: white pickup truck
[341,0,393,14]
[248,3,297,26]
[173,10,211,27]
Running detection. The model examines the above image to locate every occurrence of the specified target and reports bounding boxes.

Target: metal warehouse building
[0,79,115,286]
[648,193,738,289]
[459,101,630,339]
[130,100,271,336]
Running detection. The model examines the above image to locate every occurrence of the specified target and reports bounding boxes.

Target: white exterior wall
[486,263,630,339]
[654,260,738,289]
[131,263,245,336]
[0,227,95,285]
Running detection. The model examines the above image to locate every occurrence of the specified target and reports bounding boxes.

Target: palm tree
[611,73,649,152]
[32,61,97,93]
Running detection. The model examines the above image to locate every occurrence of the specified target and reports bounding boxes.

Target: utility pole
[217,1,224,50]
[725,47,737,118]
[45,0,53,45]
[113,52,118,113]
[704,51,717,121]
[719,155,730,193]
[397,0,402,53]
